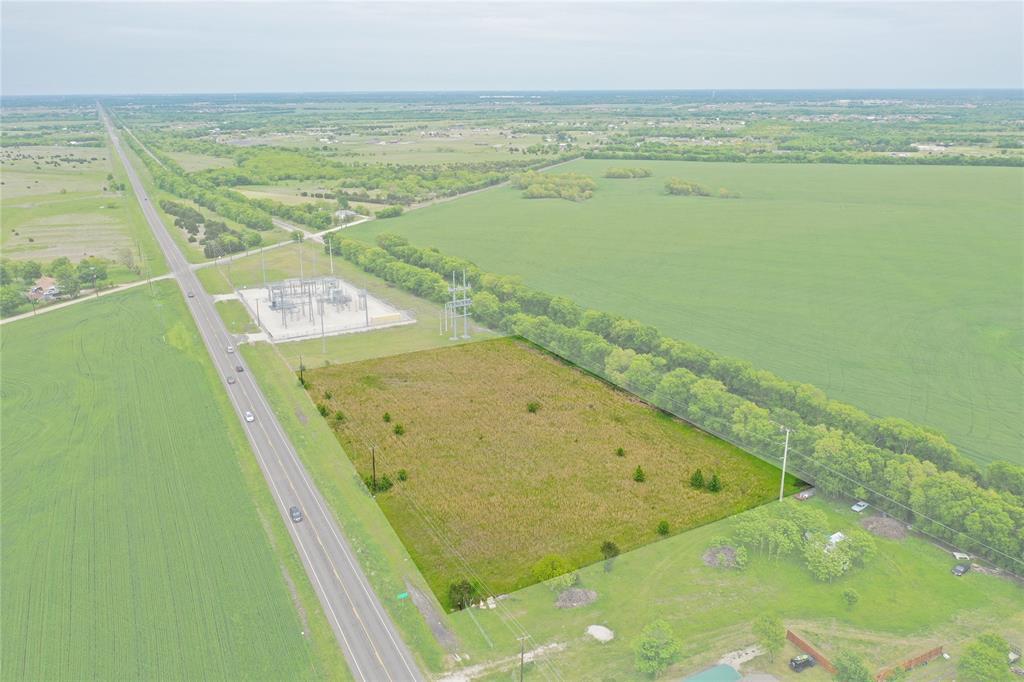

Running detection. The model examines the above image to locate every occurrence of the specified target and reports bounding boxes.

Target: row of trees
[588,146,1024,167]
[329,233,1024,572]
[122,134,274,232]
[603,167,652,178]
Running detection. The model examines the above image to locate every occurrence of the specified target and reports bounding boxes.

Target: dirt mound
[555,588,597,609]
[703,545,739,568]
[861,515,907,540]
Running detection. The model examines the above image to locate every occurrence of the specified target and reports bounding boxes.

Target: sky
[2,1,1021,95]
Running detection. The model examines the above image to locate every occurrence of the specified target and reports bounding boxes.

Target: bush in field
[604,167,652,178]
[316,403,328,417]
[842,588,860,609]
[375,205,404,219]
[833,651,872,682]
[616,447,625,457]
[323,390,332,400]
[601,541,620,560]
[665,178,712,196]
[527,401,540,413]
[707,473,722,492]
[512,171,596,202]
[633,465,646,482]
[690,469,705,489]
[393,424,405,436]
[383,412,391,422]
[365,473,393,494]
[752,615,784,662]
[448,580,478,610]
[532,555,577,590]
[958,633,1013,682]
[657,520,670,536]
[632,619,682,677]
[397,469,408,482]
[333,411,345,422]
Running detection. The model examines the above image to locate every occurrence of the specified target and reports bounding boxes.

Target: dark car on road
[790,655,816,672]
[235,365,244,373]
[952,563,970,576]
[289,506,303,523]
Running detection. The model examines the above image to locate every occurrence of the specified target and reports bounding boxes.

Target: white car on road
[226,345,235,353]
[851,501,869,513]
[244,411,255,423]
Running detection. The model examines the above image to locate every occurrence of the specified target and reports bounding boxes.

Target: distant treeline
[587,147,1024,167]
[323,231,1024,573]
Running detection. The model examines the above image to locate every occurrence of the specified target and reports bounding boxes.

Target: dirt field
[307,336,798,603]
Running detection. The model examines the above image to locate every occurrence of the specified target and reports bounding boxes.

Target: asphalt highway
[102,109,423,682]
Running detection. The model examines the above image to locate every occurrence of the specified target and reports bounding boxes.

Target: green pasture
[0,144,165,277]
[216,298,259,334]
[0,282,343,680]
[349,159,1024,465]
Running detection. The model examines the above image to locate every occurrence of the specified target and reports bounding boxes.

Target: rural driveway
[102,108,423,682]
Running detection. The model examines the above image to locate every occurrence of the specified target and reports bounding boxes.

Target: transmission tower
[442,270,472,340]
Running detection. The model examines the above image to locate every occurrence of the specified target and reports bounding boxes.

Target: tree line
[159,200,262,257]
[325,232,1024,573]
[511,171,596,201]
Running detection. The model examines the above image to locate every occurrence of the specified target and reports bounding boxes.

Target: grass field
[216,298,260,334]
[0,144,165,279]
[348,159,1024,466]
[447,496,1024,681]
[0,282,345,680]
[308,337,801,602]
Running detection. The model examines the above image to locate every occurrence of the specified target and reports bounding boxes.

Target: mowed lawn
[309,337,800,602]
[349,160,1024,465]
[1,282,319,680]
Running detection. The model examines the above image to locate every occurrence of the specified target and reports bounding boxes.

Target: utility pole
[371,445,377,494]
[518,635,528,681]
[261,246,267,290]
[779,426,790,502]
[328,235,334,275]
[256,298,261,328]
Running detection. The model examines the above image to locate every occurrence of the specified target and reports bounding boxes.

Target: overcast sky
[2,1,1021,95]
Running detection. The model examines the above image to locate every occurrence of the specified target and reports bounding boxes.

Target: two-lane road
[102,109,422,682]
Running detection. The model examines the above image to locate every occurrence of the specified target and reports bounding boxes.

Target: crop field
[448,496,1024,680]
[0,144,161,274]
[349,159,1024,465]
[308,337,800,602]
[0,282,330,680]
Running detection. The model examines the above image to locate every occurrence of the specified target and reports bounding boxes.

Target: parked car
[790,654,816,672]
[244,411,255,423]
[795,487,816,501]
[289,506,303,523]
[952,563,970,576]
[851,501,870,513]
[226,345,234,353]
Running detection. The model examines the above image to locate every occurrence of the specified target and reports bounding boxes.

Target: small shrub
[600,541,620,560]
[615,447,625,457]
[448,579,478,610]
[532,555,577,590]
[526,401,540,413]
[364,473,394,494]
[316,403,328,417]
[323,390,333,400]
[690,469,705,489]
[333,411,345,422]
[657,520,670,536]
[842,588,860,609]
[707,473,722,492]
[393,423,405,436]
[633,465,646,483]
[397,469,408,482]
[382,412,391,422]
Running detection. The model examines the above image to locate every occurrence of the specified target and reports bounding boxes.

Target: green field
[309,337,801,602]
[349,159,1024,465]
[446,496,1024,680]
[0,282,343,680]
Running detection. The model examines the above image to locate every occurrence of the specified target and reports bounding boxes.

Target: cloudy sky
[2,1,1021,95]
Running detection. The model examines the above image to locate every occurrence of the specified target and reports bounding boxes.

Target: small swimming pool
[682,663,742,682]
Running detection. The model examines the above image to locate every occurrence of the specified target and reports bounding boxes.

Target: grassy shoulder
[308,337,801,602]
[216,298,259,334]
[0,281,341,679]
[241,340,448,673]
[447,496,1024,680]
